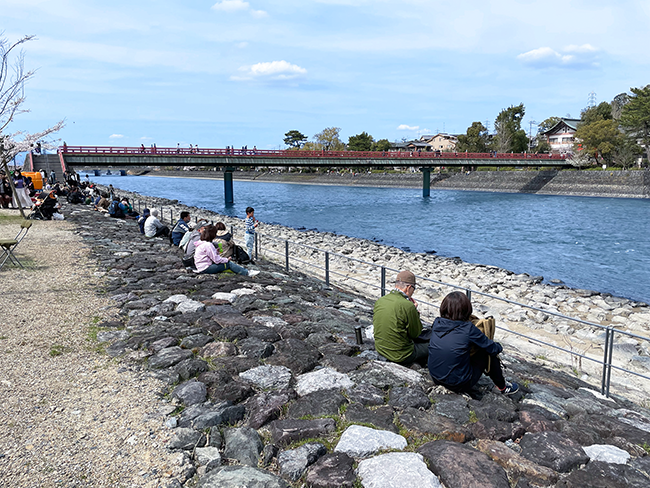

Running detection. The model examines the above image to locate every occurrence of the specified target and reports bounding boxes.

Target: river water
[94,174,650,303]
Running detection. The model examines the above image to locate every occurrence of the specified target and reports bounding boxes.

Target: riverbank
[127,168,650,199]
[2,204,650,487]
[99,187,650,403]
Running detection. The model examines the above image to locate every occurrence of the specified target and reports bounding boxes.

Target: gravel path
[0,211,177,487]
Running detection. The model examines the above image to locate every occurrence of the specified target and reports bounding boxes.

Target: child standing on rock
[244,206,258,263]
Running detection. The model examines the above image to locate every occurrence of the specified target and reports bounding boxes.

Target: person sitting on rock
[194,224,259,277]
[171,211,192,246]
[214,222,235,259]
[373,270,428,367]
[427,291,519,395]
[144,209,170,238]
[137,208,150,234]
[181,219,209,268]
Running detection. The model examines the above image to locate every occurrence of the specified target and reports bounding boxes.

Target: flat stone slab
[476,439,559,486]
[519,431,590,473]
[418,440,510,488]
[239,365,293,390]
[582,444,631,464]
[277,442,327,481]
[287,389,347,419]
[196,465,288,488]
[304,452,356,488]
[269,418,337,447]
[334,425,407,458]
[350,361,425,389]
[556,460,650,488]
[148,346,193,369]
[295,367,355,396]
[358,452,443,488]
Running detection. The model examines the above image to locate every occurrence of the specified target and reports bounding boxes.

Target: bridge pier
[224,167,234,205]
[421,167,431,197]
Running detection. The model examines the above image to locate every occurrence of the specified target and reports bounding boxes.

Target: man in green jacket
[373,270,428,367]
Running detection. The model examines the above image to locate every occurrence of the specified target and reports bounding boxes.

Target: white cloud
[109,134,124,139]
[211,0,268,17]
[397,124,419,130]
[231,60,307,81]
[517,44,600,69]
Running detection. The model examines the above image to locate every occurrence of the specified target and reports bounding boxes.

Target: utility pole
[528,120,537,152]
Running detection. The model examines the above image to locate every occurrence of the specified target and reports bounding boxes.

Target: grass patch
[49,344,72,357]
[0,214,26,224]
[641,442,650,455]
[468,410,478,423]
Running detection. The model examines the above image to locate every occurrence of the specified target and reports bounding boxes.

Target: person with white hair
[144,209,170,238]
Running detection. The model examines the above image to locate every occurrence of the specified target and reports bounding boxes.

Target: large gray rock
[194,446,222,470]
[304,452,356,488]
[266,338,321,374]
[418,440,510,488]
[278,443,327,481]
[357,452,443,488]
[269,418,336,447]
[344,404,397,433]
[287,389,347,418]
[148,346,193,369]
[556,460,650,488]
[582,444,630,464]
[345,384,386,406]
[388,387,430,410]
[519,431,590,473]
[350,361,425,389]
[168,427,206,450]
[192,403,246,429]
[239,365,293,390]
[295,367,355,396]
[196,465,288,488]
[246,392,293,429]
[172,381,207,406]
[334,425,407,458]
[223,427,264,466]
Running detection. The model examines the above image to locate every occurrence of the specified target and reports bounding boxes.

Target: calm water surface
[95,175,650,303]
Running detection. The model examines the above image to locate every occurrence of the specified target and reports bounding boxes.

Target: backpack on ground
[470,315,496,373]
[233,245,250,264]
[108,200,121,217]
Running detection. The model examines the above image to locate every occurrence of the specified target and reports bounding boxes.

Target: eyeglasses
[409,283,417,290]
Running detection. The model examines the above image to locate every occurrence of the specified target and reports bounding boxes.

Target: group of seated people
[373,270,519,396]
[134,209,258,277]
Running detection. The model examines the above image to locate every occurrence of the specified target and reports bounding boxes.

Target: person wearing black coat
[428,291,519,395]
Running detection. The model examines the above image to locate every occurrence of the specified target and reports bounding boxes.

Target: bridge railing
[122,193,648,399]
[61,145,567,161]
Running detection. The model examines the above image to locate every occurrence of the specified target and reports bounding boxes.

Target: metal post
[601,327,614,397]
[381,267,386,296]
[160,207,163,222]
[422,167,431,197]
[285,240,289,272]
[354,326,363,345]
[254,232,258,260]
[325,251,330,287]
[465,289,472,301]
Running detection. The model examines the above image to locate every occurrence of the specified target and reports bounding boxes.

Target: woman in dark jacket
[428,291,518,395]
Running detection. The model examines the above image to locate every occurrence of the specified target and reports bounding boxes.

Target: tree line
[284,85,650,169]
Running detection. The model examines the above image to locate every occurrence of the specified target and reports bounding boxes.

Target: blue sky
[3,0,650,151]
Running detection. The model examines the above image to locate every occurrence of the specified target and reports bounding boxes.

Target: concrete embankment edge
[126,169,650,199]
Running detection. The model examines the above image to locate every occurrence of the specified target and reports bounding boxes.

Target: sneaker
[248,270,260,277]
[498,381,519,395]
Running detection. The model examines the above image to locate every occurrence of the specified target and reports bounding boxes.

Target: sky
[3,0,650,152]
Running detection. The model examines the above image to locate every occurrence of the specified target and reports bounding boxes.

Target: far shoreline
[120,168,650,200]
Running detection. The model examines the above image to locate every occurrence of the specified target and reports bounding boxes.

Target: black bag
[182,255,195,268]
[233,245,250,264]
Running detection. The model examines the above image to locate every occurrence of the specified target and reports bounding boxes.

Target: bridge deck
[61,146,568,168]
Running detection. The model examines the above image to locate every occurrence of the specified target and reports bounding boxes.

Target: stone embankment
[128,168,650,198]
[63,198,650,488]
[109,187,650,402]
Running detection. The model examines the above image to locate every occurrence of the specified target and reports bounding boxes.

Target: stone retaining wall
[124,168,650,198]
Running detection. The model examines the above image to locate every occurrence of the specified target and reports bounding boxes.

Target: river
[93,174,650,303]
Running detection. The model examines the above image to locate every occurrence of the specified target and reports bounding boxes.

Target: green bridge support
[224,167,234,205]
[422,167,431,197]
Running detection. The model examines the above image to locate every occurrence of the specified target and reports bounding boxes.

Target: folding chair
[0,220,33,270]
